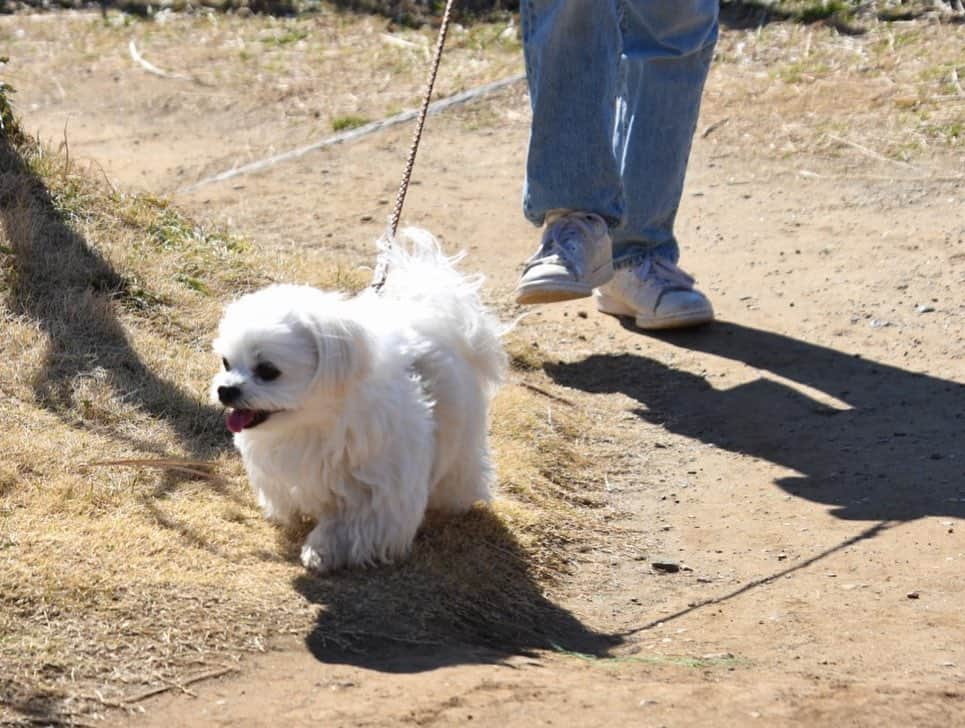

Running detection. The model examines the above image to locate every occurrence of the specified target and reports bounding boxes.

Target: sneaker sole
[633,309,715,330]
[515,280,593,305]
[595,293,714,330]
[515,264,614,305]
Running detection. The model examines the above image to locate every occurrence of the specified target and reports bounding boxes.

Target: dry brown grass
[709,18,964,166]
[0,8,523,172]
[0,117,612,724]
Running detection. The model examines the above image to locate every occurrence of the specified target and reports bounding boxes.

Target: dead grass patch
[708,18,963,167]
[0,116,612,724]
[0,9,522,173]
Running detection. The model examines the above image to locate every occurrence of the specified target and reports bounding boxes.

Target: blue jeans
[521,0,718,264]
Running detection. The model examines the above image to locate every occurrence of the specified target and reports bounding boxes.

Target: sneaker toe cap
[519,261,574,285]
[656,289,713,316]
[642,289,714,328]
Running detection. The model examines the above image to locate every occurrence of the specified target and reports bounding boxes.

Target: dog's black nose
[218,385,241,405]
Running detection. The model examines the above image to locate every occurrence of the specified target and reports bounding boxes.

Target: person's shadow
[546,321,964,522]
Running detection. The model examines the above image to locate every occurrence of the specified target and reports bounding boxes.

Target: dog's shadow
[292,507,621,673]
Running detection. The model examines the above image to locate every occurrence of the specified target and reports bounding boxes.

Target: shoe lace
[634,254,695,291]
[529,214,598,277]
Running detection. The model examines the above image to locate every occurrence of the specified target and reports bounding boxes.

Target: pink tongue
[226,409,257,434]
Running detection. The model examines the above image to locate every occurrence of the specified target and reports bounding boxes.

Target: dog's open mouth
[226,409,271,434]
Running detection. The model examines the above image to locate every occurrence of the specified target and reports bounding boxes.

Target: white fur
[210,229,506,573]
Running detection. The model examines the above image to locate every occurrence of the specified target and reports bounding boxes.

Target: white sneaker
[595,254,714,330]
[515,210,614,305]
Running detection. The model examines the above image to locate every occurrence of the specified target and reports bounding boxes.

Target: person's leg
[520,0,624,227]
[611,0,718,263]
[595,0,718,328]
[515,0,624,304]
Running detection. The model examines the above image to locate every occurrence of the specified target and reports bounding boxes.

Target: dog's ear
[297,308,372,393]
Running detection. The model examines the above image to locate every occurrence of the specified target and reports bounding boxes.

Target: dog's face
[210,285,371,435]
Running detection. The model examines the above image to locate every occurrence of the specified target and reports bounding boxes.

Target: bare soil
[3,8,963,726]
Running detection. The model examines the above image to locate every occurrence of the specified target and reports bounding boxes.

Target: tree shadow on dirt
[292,507,621,673]
[719,0,795,29]
[545,321,964,522]
[717,1,871,32]
[328,0,515,26]
[9,0,304,17]
[0,134,226,461]
[0,679,72,728]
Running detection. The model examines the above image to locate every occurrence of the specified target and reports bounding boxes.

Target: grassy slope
[0,104,609,723]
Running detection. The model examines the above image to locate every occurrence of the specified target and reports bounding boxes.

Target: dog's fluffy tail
[374,227,507,388]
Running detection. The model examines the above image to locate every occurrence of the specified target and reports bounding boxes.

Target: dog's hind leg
[428,439,494,514]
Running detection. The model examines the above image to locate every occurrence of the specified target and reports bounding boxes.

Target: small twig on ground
[518,381,575,407]
[950,67,964,97]
[128,39,191,82]
[122,666,239,705]
[93,159,118,195]
[701,117,730,139]
[380,32,428,56]
[87,458,224,484]
[60,118,70,178]
[824,133,915,168]
[78,691,126,709]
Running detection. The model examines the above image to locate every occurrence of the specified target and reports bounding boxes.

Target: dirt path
[5,10,963,726]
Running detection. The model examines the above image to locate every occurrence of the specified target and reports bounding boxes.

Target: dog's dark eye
[222,357,231,371]
[254,362,280,381]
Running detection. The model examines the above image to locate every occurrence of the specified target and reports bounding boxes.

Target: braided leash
[371,0,458,293]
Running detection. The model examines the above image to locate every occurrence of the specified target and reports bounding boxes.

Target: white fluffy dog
[210,230,506,573]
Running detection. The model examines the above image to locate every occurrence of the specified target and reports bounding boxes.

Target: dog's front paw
[302,542,335,574]
[300,542,334,574]
[300,520,345,573]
